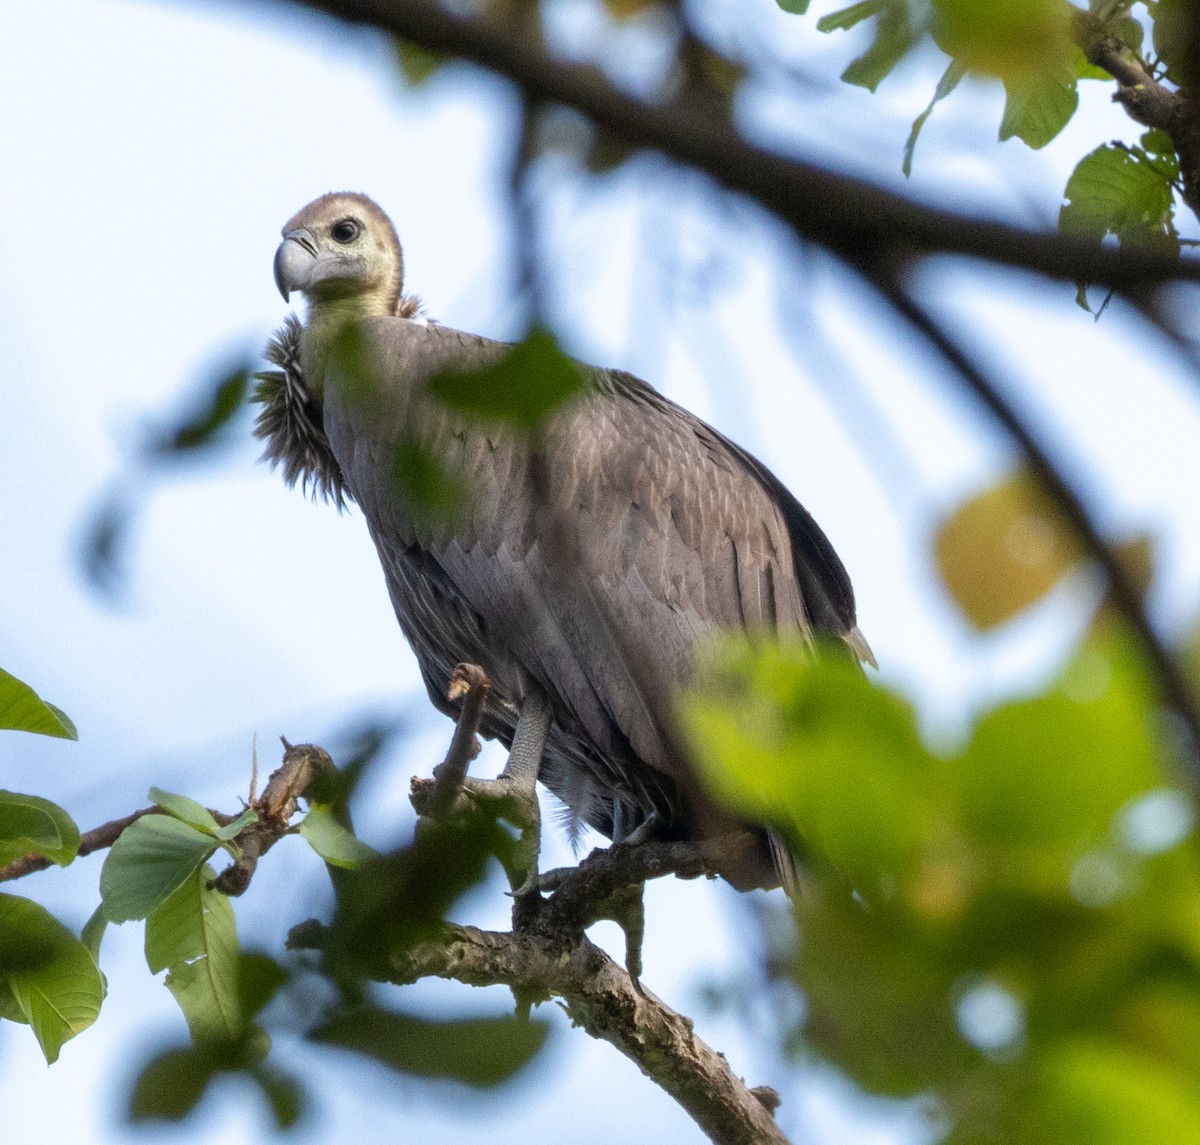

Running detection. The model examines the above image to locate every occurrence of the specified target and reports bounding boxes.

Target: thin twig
[426,663,490,817]
[0,807,158,883]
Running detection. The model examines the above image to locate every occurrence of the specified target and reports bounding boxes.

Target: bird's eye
[331,219,360,244]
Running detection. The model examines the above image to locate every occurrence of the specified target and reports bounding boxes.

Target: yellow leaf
[935,469,1079,630]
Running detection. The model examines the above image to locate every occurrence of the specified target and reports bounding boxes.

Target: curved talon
[615,809,663,849]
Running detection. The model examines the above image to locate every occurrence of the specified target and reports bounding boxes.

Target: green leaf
[128,1045,217,1122]
[999,68,1079,150]
[236,952,288,1023]
[0,791,80,866]
[904,60,965,176]
[311,1006,550,1087]
[841,9,916,91]
[212,807,258,842]
[775,0,811,11]
[100,815,218,923]
[817,0,887,33]
[1021,1037,1200,1141]
[331,810,513,970]
[149,788,222,836]
[80,905,108,964]
[428,328,584,429]
[393,39,446,88]
[391,438,469,531]
[685,641,931,889]
[298,805,377,868]
[1151,0,1188,86]
[250,1065,306,1129]
[146,865,241,1043]
[0,894,105,1063]
[932,0,1074,80]
[959,653,1162,853]
[1060,144,1179,255]
[818,0,916,92]
[150,367,249,456]
[0,668,77,739]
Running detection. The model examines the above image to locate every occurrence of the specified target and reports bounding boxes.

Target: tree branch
[274,0,1200,291]
[0,807,157,883]
[878,277,1200,773]
[1074,10,1200,220]
[293,917,790,1145]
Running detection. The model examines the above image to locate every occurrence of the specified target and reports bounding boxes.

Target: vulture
[258,191,870,892]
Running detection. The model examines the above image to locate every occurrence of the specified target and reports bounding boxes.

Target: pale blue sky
[2,2,1199,1143]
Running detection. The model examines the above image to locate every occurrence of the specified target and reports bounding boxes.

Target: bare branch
[274,0,1200,291]
[427,663,490,817]
[212,741,335,895]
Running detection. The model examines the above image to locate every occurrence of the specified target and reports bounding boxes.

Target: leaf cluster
[687,626,1200,1140]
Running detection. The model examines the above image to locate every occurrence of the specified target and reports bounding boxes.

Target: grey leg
[461,689,551,894]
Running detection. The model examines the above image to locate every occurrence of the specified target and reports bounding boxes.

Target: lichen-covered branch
[385,924,789,1145]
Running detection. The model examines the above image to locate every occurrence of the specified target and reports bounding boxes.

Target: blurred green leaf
[100,815,218,923]
[1019,1037,1200,1142]
[775,0,811,12]
[817,0,887,33]
[146,865,240,1043]
[686,641,930,890]
[330,810,512,974]
[128,1045,217,1122]
[686,628,1200,1135]
[250,1065,307,1129]
[1152,0,1189,86]
[79,487,137,600]
[0,668,77,740]
[932,0,1074,80]
[0,894,104,1062]
[841,5,916,91]
[429,328,584,429]
[311,1005,550,1087]
[0,791,80,866]
[391,438,469,530]
[393,38,446,87]
[149,367,249,456]
[816,0,916,92]
[298,805,377,868]
[236,952,288,1023]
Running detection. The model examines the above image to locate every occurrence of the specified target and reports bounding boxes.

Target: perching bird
[259,191,870,892]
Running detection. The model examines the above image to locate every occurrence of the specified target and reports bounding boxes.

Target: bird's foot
[613,810,663,849]
[457,770,542,896]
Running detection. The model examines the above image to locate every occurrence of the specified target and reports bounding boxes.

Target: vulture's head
[257,193,426,508]
[273,191,404,317]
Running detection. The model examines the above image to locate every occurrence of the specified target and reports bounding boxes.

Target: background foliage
[3,0,1200,1142]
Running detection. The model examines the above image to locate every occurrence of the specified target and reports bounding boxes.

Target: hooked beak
[273,228,319,301]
